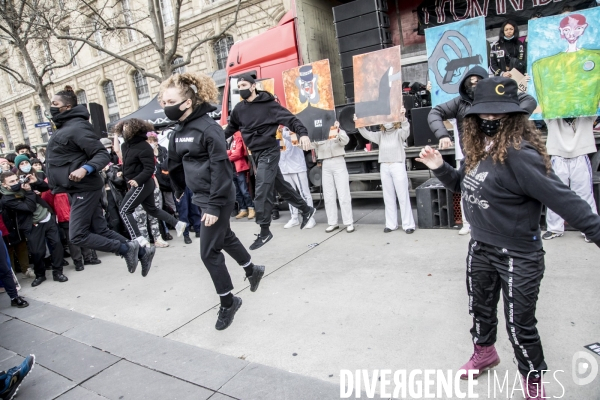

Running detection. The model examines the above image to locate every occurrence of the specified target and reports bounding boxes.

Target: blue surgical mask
[21,164,32,173]
[503,35,514,40]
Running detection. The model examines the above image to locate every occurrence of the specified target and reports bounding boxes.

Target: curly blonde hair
[379,122,401,131]
[462,114,551,173]
[158,72,219,107]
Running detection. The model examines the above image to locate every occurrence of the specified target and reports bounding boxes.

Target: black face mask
[478,117,503,137]
[9,183,21,192]
[164,101,189,121]
[239,89,252,100]
[50,107,63,119]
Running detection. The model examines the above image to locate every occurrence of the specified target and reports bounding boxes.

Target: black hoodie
[46,105,110,194]
[427,66,537,152]
[223,91,308,151]
[168,103,234,218]
[433,141,600,252]
[121,129,155,185]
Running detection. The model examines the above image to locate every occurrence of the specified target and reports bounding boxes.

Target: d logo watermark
[572,351,598,386]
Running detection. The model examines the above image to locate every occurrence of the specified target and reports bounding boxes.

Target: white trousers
[322,157,354,226]
[380,162,415,230]
[546,154,597,233]
[283,172,313,219]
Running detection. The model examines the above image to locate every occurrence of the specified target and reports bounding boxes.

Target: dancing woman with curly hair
[160,72,265,331]
[417,77,600,400]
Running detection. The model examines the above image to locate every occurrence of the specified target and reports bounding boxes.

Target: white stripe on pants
[547,154,597,233]
[322,157,353,226]
[282,172,313,218]
[380,162,415,230]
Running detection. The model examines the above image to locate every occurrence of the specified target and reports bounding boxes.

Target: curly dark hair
[112,118,154,141]
[462,113,551,174]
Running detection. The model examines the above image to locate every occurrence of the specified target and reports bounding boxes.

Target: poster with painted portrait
[425,17,488,107]
[353,46,403,128]
[282,59,336,142]
[527,8,600,120]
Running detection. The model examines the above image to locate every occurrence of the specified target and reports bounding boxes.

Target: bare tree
[0,0,90,110]
[49,0,243,83]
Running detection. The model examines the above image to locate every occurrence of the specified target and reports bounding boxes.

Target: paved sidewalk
[0,298,340,400]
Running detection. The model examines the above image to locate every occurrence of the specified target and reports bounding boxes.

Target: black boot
[31,276,46,287]
[52,271,68,282]
[74,259,84,271]
[84,250,101,265]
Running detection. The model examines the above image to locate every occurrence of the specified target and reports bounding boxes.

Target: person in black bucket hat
[416,76,600,400]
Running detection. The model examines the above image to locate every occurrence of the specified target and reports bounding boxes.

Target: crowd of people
[0,7,599,399]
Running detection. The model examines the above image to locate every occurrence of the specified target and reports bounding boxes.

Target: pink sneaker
[459,344,501,379]
[523,374,545,400]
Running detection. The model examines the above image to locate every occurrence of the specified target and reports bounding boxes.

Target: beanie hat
[14,154,30,169]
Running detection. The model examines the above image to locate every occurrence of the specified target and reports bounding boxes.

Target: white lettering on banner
[176,137,194,143]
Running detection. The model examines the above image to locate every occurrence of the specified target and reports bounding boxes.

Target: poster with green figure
[528,8,600,120]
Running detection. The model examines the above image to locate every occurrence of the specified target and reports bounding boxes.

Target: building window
[172,56,185,75]
[34,105,43,123]
[122,0,137,42]
[77,90,87,105]
[213,36,234,70]
[133,71,150,106]
[0,118,13,150]
[16,112,30,146]
[102,80,120,122]
[160,0,174,27]
[93,17,104,56]
[8,74,18,93]
[66,29,77,67]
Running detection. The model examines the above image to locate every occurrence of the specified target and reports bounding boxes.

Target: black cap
[465,77,528,116]
[237,73,256,84]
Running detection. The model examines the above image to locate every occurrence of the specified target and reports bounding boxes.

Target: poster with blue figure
[527,8,600,120]
[426,17,488,107]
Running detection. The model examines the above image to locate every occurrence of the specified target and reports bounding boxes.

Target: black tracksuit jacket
[433,141,600,252]
[45,105,110,194]
[168,103,235,218]
[223,91,308,151]
[121,132,155,185]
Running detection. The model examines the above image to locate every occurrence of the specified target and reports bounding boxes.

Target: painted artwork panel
[353,46,403,128]
[425,17,488,107]
[527,8,600,120]
[282,59,336,141]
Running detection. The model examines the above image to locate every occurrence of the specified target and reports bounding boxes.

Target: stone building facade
[0,0,290,151]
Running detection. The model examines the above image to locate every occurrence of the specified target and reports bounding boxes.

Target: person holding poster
[355,109,415,234]
[417,77,600,400]
[224,73,316,250]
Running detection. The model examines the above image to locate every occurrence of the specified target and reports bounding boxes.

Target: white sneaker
[325,225,339,233]
[25,268,36,279]
[136,236,151,248]
[346,225,355,233]
[459,225,471,235]
[305,217,316,229]
[284,218,300,229]
[175,221,188,237]
[155,237,169,248]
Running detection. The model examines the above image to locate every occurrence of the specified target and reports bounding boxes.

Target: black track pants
[466,239,548,378]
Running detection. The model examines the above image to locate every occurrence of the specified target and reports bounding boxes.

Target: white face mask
[383,123,394,130]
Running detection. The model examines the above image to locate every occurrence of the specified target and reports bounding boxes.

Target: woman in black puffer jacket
[113,118,185,246]
[490,20,527,78]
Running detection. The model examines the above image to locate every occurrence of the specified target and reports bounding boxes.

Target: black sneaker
[184,236,192,245]
[249,233,273,250]
[11,296,29,308]
[245,264,265,292]
[0,354,35,400]
[121,240,140,273]
[271,209,280,220]
[300,207,316,229]
[215,296,242,331]
[140,246,156,277]
[195,231,200,238]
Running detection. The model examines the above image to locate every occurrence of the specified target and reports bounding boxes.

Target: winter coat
[227,132,250,173]
[121,129,155,185]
